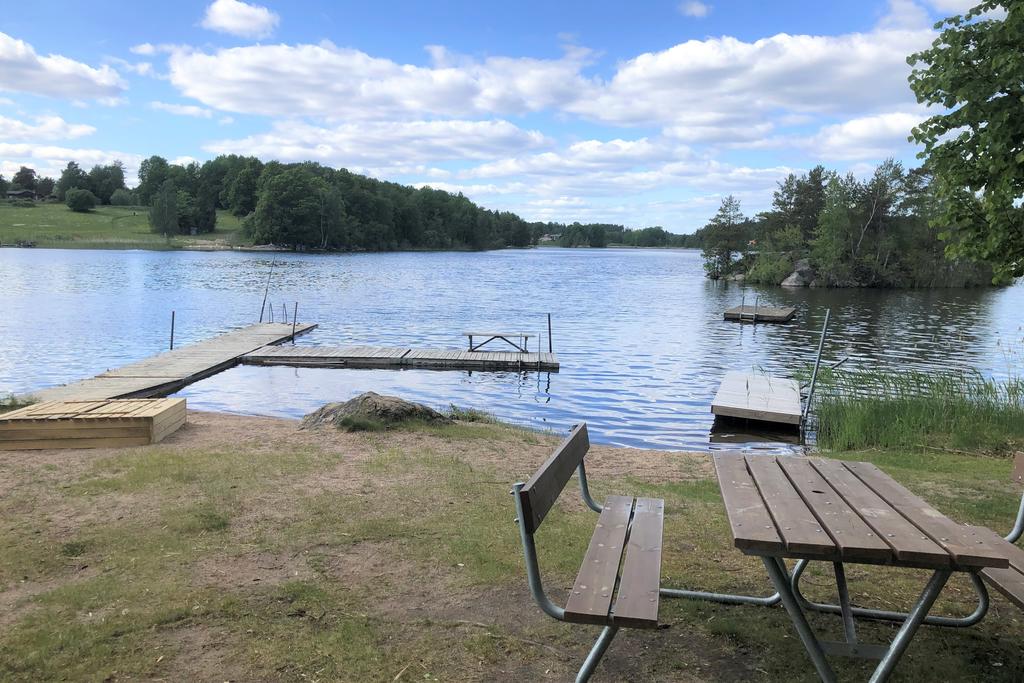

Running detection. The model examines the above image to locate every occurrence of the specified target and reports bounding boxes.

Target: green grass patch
[812,369,1024,454]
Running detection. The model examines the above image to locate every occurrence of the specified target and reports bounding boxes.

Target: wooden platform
[27,323,316,402]
[711,371,802,426]
[240,344,560,371]
[0,398,186,450]
[724,305,796,323]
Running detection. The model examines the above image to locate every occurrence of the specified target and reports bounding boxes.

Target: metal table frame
[466,332,532,353]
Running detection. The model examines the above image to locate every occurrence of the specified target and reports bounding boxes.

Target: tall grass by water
[812,369,1024,454]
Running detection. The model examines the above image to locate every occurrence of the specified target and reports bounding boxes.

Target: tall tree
[55,161,89,200]
[35,176,55,197]
[87,161,126,204]
[908,1,1023,279]
[701,195,746,278]
[12,166,37,192]
[148,179,178,236]
[249,166,325,247]
[136,156,170,206]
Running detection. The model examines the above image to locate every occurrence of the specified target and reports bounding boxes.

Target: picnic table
[463,331,533,353]
[698,453,1010,682]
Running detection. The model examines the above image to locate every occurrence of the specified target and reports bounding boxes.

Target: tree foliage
[65,188,98,212]
[701,195,747,278]
[908,1,1023,279]
[12,166,37,191]
[148,180,178,236]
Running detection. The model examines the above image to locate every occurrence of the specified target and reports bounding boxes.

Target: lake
[1,247,1021,450]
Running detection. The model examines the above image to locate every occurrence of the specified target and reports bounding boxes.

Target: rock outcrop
[301,392,451,431]
[781,258,815,287]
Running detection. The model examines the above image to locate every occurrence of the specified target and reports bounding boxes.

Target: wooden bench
[512,423,665,682]
[972,452,1024,610]
[464,331,533,352]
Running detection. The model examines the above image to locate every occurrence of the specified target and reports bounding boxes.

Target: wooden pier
[28,323,316,402]
[724,305,796,323]
[711,371,802,426]
[240,344,560,371]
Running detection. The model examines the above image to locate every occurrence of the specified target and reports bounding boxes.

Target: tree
[136,156,170,205]
[250,167,326,247]
[148,179,178,236]
[226,158,262,216]
[65,188,97,212]
[56,161,90,200]
[87,161,126,204]
[12,166,37,191]
[36,176,55,197]
[110,188,135,206]
[701,195,746,278]
[0,174,7,195]
[908,1,1024,279]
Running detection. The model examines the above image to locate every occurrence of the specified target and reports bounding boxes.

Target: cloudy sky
[0,0,981,231]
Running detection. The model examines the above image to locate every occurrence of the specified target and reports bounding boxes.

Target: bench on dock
[512,423,664,682]
[464,331,532,353]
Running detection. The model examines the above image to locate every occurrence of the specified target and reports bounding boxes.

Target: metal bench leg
[659,585,781,606]
[790,558,990,628]
[869,569,952,683]
[762,557,837,683]
[576,625,619,683]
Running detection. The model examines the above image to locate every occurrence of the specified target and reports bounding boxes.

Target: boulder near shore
[300,392,451,431]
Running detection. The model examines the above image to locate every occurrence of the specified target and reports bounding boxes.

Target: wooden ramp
[724,305,796,323]
[240,344,560,371]
[711,371,802,426]
[28,323,316,402]
[0,398,186,450]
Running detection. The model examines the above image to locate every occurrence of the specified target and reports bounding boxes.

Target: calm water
[1,248,1021,450]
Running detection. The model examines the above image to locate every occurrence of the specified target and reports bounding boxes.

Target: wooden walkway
[711,371,802,426]
[724,305,796,323]
[28,323,316,402]
[240,344,560,371]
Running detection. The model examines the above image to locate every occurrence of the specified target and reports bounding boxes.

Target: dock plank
[711,371,802,426]
[241,344,559,372]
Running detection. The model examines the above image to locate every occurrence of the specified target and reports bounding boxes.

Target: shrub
[746,252,793,285]
[109,188,135,206]
[65,188,98,212]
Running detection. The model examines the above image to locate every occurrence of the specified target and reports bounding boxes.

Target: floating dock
[0,398,186,450]
[28,323,316,402]
[724,305,796,323]
[241,344,560,371]
[711,371,802,426]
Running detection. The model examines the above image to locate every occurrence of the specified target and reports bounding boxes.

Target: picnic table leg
[869,569,952,683]
[762,556,837,682]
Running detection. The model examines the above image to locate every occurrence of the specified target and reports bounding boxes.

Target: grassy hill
[0,201,249,250]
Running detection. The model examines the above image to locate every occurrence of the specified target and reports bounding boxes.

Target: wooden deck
[711,371,802,426]
[724,305,796,323]
[27,323,316,402]
[240,344,560,371]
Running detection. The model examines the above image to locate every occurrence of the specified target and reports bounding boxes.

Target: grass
[0,201,249,249]
[811,368,1024,454]
[1,416,1022,681]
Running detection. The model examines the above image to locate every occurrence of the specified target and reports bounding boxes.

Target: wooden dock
[28,323,316,402]
[711,371,802,426]
[240,344,560,371]
[724,305,796,323]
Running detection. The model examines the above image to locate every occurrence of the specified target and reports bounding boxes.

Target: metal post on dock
[547,313,553,353]
[802,308,832,426]
[269,302,274,323]
[291,302,298,344]
[169,310,175,350]
[258,259,275,322]
[282,301,287,324]
[753,295,759,324]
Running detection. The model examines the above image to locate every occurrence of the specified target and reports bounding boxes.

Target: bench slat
[565,495,634,625]
[844,462,1008,569]
[713,453,783,554]
[518,424,590,533]
[779,457,892,563]
[612,497,664,629]
[746,456,837,559]
[810,459,950,567]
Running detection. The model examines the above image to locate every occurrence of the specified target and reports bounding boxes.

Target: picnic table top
[712,453,1010,571]
[463,331,534,337]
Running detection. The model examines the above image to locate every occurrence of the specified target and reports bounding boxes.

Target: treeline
[553,223,699,248]
[697,160,1001,288]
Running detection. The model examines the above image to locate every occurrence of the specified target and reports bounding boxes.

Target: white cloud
[201,0,280,39]
[806,111,926,160]
[166,42,592,118]
[0,143,142,181]
[150,100,215,118]
[680,1,711,17]
[0,114,95,140]
[204,119,549,168]
[0,32,126,99]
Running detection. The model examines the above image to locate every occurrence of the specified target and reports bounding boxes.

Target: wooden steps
[0,398,186,450]
[240,344,560,372]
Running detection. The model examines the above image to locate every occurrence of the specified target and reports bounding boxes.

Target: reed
[810,368,1024,453]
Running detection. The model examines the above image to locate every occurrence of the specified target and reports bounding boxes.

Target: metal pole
[802,308,831,425]
[291,302,298,344]
[547,313,553,353]
[258,259,275,322]
[169,310,175,350]
[282,301,287,324]
[753,295,759,324]
[869,570,952,682]
[269,302,274,323]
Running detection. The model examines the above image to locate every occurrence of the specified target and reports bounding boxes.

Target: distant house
[6,189,38,200]
[538,233,562,243]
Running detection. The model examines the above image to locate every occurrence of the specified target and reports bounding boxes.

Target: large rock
[301,392,451,431]
[781,258,814,287]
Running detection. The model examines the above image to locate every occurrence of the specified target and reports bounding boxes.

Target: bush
[745,252,793,285]
[65,188,98,212]
[109,188,135,206]
[7,199,35,208]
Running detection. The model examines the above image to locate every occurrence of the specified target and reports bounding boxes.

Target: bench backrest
[1013,452,1024,487]
[517,423,590,534]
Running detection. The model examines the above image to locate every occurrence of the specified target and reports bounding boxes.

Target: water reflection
[0,247,1020,450]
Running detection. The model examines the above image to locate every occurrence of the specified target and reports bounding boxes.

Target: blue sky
[0,0,981,231]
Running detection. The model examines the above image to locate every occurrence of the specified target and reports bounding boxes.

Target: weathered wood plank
[564,495,633,625]
[518,423,589,533]
[612,497,663,628]
[712,453,783,554]
[746,456,837,559]
[711,371,802,426]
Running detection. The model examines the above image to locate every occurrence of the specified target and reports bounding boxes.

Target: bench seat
[565,495,665,629]
[969,526,1024,609]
